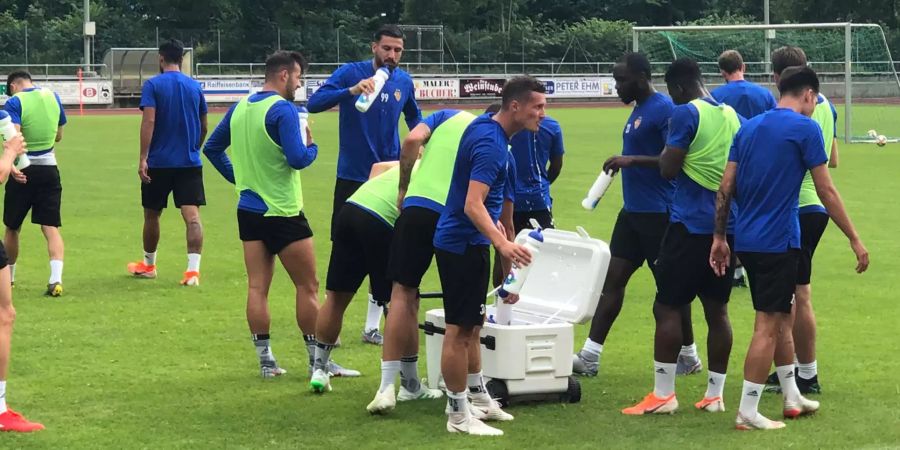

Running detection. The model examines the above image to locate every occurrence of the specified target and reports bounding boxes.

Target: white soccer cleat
[366,386,397,415]
[309,368,331,393]
[783,395,819,419]
[398,380,444,401]
[446,416,504,436]
[735,412,786,430]
[469,393,514,422]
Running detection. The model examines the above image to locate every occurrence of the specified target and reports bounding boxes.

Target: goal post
[632,23,900,144]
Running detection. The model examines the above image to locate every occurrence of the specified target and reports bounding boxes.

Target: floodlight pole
[764,0,771,74]
[83,0,91,71]
[845,23,853,143]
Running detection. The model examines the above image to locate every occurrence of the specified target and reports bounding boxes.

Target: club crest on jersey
[394,89,401,101]
[634,116,642,129]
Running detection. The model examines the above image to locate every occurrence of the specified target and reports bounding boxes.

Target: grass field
[3,105,899,449]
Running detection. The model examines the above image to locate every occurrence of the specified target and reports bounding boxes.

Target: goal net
[633,23,900,143]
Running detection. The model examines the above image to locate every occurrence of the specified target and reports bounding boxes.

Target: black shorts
[739,250,801,314]
[388,206,440,289]
[237,209,313,255]
[797,212,829,285]
[331,178,364,241]
[141,167,206,211]
[512,209,555,234]
[0,241,8,269]
[326,203,394,305]
[655,222,735,306]
[4,165,62,229]
[609,209,669,270]
[436,245,490,327]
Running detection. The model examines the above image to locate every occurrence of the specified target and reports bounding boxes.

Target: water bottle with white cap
[581,169,615,210]
[354,67,391,113]
[297,105,310,147]
[0,110,28,170]
[495,223,544,325]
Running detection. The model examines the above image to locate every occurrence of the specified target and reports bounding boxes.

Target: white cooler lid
[509,228,610,324]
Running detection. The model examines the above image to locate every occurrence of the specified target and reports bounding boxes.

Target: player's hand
[3,135,26,157]
[709,235,731,277]
[502,292,520,305]
[349,78,376,96]
[138,159,151,184]
[11,167,26,184]
[603,155,634,174]
[850,238,869,273]
[498,241,532,267]
[304,125,314,146]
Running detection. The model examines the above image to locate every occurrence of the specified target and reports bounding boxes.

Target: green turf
[3,106,899,448]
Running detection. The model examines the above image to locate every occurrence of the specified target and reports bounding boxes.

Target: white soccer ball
[876,135,887,147]
[867,129,878,138]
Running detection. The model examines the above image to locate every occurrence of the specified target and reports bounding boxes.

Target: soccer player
[622,57,741,416]
[711,49,778,288]
[203,50,357,379]
[3,71,67,296]
[0,134,44,432]
[574,53,702,378]
[508,113,564,230]
[367,108,476,414]
[710,66,868,430]
[307,24,422,345]
[310,161,411,392]
[433,77,543,436]
[763,46,839,395]
[711,50,777,120]
[127,39,208,286]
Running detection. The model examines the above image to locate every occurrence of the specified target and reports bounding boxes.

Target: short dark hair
[664,57,702,88]
[159,39,185,65]
[778,65,820,96]
[718,50,744,74]
[265,51,308,80]
[500,76,546,109]
[484,103,501,114]
[772,46,807,75]
[619,52,652,80]
[374,24,404,42]
[6,71,31,96]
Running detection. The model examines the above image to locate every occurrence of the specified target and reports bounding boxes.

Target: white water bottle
[496,228,544,325]
[297,105,310,147]
[0,111,28,170]
[581,169,615,210]
[354,67,391,113]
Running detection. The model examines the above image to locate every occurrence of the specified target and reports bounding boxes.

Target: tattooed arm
[710,161,737,276]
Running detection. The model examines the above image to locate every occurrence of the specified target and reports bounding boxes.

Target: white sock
[144,251,157,266]
[679,343,698,359]
[380,360,400,393]
[581,338,603,360]
[400,355,421,392]
[739,380,764,420]
[8,264,15,283]
[364,294,382,332]
[49,259,63,284]
[252,334,275,363]
[653,361,677,398]
[798,360,817,379]
[734,266,744,279]
[793,354,799,367]
[705,371,726,399]
[776,364,801,403]
[187,253,201,272]
[0,380,7,414]
[446,390,469,422]
[467,371,488,395]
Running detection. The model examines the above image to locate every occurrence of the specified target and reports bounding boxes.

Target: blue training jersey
[433,113,516,254]
[139,71,208,168]
[710,79,777,119]
[509,116,564,212]
[621,92,675,213]
[306,60,422,182]
[729,108,827,252]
